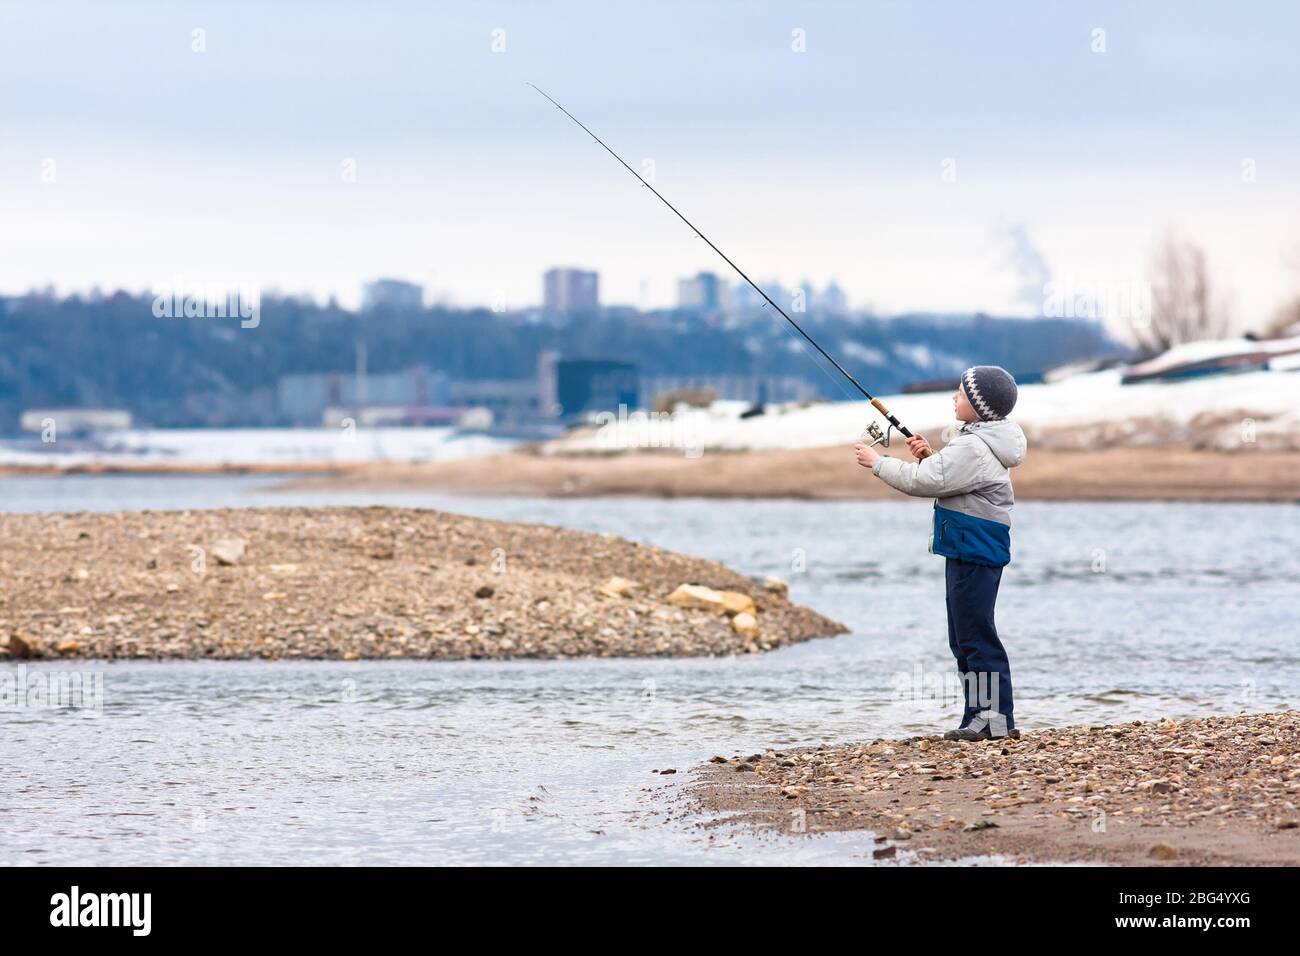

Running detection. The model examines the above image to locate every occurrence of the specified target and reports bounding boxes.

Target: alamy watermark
[1042,274,1152,327]
[1,664,104,712]
[890,662,999,717]
[152,277,260,328]
[592,404,704,458]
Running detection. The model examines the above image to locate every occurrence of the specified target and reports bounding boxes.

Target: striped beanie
[960,366,1018,421]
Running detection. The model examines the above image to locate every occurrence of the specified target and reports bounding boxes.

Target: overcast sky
[2,0,1297,332]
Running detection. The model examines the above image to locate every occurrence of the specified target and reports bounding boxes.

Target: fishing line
[529,83,931,456]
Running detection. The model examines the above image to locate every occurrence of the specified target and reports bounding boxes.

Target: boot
[943,713,1019,741]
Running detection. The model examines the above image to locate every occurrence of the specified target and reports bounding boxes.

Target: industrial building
[554,359,639,419]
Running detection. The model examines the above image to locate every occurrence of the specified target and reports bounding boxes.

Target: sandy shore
[0,507,844,661]
[273,445,1300,501]
[692,712,1300,865]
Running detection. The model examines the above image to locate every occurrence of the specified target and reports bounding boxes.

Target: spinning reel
[861,421,897,449]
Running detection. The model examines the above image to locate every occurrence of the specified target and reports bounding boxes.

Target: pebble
[6,634,43,659]
[210,538,246,566]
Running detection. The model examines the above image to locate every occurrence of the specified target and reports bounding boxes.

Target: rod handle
[869,399,935,459]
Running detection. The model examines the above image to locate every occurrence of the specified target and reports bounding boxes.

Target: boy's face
[953,386,980,423]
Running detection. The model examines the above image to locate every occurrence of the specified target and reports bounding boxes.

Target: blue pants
[945,557,1014,731]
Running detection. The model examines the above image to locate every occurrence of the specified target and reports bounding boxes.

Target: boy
[854,366,1026,740]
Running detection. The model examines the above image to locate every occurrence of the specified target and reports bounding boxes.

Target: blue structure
[555,359,639,418]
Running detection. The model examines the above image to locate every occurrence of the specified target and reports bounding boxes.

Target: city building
[642,374,819,407]
[536,350,560,417]
[276,365,559,428]
[446,379,541,425]
[361,278,424,312]
[277,367,450,424]
[677,271,721,313]
[555,359,638,418]
[543,268,599,318]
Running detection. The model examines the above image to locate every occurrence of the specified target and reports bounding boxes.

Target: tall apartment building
[543,268,599,318]
[676,271,721,313]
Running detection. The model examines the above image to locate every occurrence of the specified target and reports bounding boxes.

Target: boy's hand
[906,434,932,459]
[854,442,881,469]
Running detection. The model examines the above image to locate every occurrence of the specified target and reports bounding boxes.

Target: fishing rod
[527,82,932,458]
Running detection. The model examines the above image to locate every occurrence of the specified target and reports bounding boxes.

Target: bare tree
[1255,244,1300,339]
[1132,232,1231,352]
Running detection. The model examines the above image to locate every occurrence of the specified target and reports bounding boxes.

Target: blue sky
[2,0,1297,331]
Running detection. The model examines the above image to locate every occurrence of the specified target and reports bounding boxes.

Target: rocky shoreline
[0,507,845,661]
[692,712,1300,865]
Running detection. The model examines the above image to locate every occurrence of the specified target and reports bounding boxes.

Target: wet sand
[273,445,1300,502]
[692,712,1300,865]
[0,507,844,660]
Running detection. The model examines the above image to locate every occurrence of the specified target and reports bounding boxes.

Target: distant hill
[0,292,1119,428]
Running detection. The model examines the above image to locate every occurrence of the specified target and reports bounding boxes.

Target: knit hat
[960,366,1018,421]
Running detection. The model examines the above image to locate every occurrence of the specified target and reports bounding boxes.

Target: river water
[2,475,1296,865]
